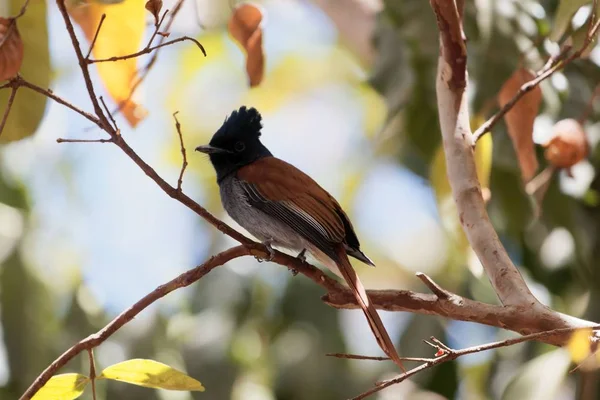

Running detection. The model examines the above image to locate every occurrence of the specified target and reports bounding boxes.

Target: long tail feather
[332,247,406,372]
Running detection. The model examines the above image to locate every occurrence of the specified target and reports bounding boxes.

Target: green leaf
[0,0,50,143]
[99,358,205,391]
[31,373,89,400]
[550,0,592,42]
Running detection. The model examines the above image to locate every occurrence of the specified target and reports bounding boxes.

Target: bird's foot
[256,239,275,262]
[296,248,307,263]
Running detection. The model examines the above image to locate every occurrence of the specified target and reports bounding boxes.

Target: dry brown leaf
[498,68,542,182]
[0,17,24,81]
[543,118,588,169]
[69,0,147,127]
[145,0,163,26]
[228,2,265,87]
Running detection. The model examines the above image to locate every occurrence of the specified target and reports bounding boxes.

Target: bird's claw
[256,239,275,262]
[296,248,307,263]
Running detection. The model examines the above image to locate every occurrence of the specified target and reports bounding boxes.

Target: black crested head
[195,106,272,183]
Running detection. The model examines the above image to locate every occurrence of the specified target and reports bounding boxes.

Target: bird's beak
[195,145,231,154]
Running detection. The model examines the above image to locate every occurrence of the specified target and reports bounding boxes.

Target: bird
[195,106,405,372]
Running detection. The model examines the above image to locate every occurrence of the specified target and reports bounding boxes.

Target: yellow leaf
[0,0,50,143]
[568,328,593,364]
[32,373,89,400]
[68,0,147,127]
[99,358,205,391]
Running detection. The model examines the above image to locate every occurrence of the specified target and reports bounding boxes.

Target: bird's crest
[213,106,263,142]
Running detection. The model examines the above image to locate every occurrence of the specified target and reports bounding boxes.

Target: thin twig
[19,246,249,400]
[111,0,187,117]
[56,138,112,143]
[89,36,206,63]
[55,0,111,129]
[14,0,30,19]
[472,10,600,143]
[3,75,100,126]
[172,111,188,192]
[146,9,169,49]
[87,349,97,400]
[0,86,18,138]
[325,353,434,363]
[85,14,106,59]
[416,272,451,300]
[99,96,118,131]
[352,326,600,400]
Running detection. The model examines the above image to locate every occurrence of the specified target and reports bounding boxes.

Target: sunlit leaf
[498,68,542,182]
[0,17,24,81]
[550,0,592,42]
[568,328,594,363]
[68,0,147,127]
[227,2,265,87]
[0,0,49,143]
[31,373,89,400]
[99,358,205,391]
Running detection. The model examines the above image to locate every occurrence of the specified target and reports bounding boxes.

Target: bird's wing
[236,157,346,259]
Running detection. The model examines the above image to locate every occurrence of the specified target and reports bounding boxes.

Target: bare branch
[14,0,30,19]
[353,325,600,399]
[56,138,112,143]
[326,353,433,363]
[89,36,206,64]
[416,272,451,300]
[429,0,542,307]
[19,246,248,400]
[0,86,18,138]
[85,13,106,59]
[99,96,118,131]
[2,75,100,126]
[172,111,188,192]
[473,7,600,142]
[55,0,111,130]
[87,349,97,400]
[112,0,189,117]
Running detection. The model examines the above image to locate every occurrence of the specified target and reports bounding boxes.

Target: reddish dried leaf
[498,68,542,182]
[145,0,163,26]
[543,118,588,169]
[0,17,24,81]
[228,3,265,87]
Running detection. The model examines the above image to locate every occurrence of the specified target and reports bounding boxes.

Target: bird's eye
[234,141,245,152]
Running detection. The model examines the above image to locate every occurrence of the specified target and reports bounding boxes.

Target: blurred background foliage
[1,0,600,399]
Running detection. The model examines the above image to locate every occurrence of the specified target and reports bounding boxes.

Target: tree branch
[430,0,540,307]
[14,1,600,399]
[472,4,600,142]
[19,246,248,400]
[351,325,600,400]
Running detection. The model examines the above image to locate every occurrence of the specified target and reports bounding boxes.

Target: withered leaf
[498,68,542,183]
[543,118,588,169]
[228,2,265,87]
[0,17,24,81]
[145,0,163,26]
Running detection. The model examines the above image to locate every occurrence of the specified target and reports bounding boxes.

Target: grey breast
[219,175,307,251]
